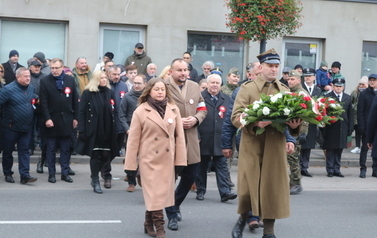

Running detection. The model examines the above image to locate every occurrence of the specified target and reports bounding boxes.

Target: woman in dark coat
[76,70,118,194]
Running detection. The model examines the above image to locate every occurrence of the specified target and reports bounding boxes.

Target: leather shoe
[196,193,204,201]
[176,209,182,221]
[333,172,344,177]
[359,170,366,178]
[301,170,312,177]
[68,168,75,176]
[48,174,56,183]
[36,161,44,174]
[327,172,334,177]
[126,184,135,192]
[20,175,37,184]
[231,217,246,238]
[5,175,15,183]
[61,174,73,183]
[262,234,276,238]
[168,217,178,231]
[104,178,112,188]
[221,192,237,202]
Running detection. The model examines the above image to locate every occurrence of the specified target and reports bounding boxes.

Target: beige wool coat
[124,102,187,211]
[166,78,207,165]
[231,75,298,219]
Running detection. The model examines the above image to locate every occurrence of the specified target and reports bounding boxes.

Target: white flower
[330,103,337,108]
[262,107,270,115]
[240,112,248,126]
[283,108,290,115]
[270,93,283,103]
[244,108,250,112]
[252,103,260,110]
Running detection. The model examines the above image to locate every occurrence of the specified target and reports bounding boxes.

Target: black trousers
[165,163,200,220]
[326,148,343,173]
[102,133,125,179]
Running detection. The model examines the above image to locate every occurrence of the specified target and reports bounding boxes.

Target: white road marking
[0,220,122,225]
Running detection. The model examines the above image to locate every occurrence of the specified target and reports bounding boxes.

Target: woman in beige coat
[124,78,187,238]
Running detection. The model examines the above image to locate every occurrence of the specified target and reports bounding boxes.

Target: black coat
[322,92,353,149]
[39,73,79,137]
[357,87,376,134]
[198,90,230,156]
[2,61,24,85]
[119,89,141,132]
[76,88,118,157]
[301,83,322,149]
[366,95,377,157]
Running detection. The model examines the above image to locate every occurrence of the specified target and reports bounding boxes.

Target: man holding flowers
[231,49,301,238]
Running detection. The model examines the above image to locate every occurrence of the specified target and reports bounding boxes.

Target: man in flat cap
[124,43,152,76]
[33,52,50,75]
[300,68,322,177]
[322,78,353,178]
[231,49,302,238]
[2,50,24,85]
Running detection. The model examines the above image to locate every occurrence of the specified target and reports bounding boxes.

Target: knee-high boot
[144,210,156,237]
[151,210,165,238]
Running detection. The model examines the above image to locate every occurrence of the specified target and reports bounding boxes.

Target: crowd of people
[1,43,377,238]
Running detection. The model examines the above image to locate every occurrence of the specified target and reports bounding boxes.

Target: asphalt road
[0,164,376,238]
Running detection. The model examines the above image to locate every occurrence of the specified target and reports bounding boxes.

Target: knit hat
[331,61,341,69]
[104,52,114,60]
[359,76,368,84]
[320,61,328,67]
[9,50,19,58]
[294,64,303,71]
[33,52,46,63]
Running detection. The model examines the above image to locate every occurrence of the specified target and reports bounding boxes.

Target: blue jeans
[45,136,71,176]
[2,127,31,177]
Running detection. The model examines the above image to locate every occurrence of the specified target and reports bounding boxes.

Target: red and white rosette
[218,106,226,118]
[120,91,125,99]
[110,99,115,110]
[31,98,36,109]
[64,87,71,98]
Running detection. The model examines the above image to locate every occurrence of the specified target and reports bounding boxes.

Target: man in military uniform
[231,49,301,238]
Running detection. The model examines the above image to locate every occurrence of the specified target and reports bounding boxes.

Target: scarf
[53,72,65,90]
[147,96,167,119]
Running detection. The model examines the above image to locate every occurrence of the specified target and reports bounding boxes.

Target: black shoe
[20,175,37,184]
[91,178,103,194]
[231,217,246,238]
[68,168,75,176]
[333,172,344,177]
[301,170,312,177]
[48,174,56,183]
[221,192,237,202]
[5,175,15,183]
[327,172,334,177]
[61,174,73,183]
[359,170,366,178]
[36,161,44,174]
[196,193,204,201]
[262,234,276,238]
[168,217,178,231]
[176,209,182,222]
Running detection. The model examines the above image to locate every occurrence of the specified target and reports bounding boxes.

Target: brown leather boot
[144,210,156,237]
[151,210,165,238]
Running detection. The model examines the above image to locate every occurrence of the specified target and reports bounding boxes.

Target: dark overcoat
[198,90,230,156]
[76,88,118,157]
[2,61,24,85]
[366,95,377,157]
[39,73,79,137]
[322,91,353,149]
[301,84,322,149]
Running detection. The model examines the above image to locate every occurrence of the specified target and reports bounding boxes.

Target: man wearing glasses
[39,58,79,184]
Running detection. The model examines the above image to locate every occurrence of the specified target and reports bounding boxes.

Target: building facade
[0,0,376,92]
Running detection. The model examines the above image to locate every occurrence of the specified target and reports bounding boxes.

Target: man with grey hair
[196,61,214,82]
[196,73,236,202]
[0,67,38,184]
[146,63,157,81]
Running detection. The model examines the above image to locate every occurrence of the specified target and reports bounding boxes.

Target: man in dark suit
[2,50,24,85]
[366,94,377,176]
[300,68,322,177]
[322,78,353,177]
[39,58,79,183]
[196,73,237,202]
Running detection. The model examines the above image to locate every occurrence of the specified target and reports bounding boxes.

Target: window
[0,19,66,66]
[99,25,145,66]
[187,33,244,82]
[361,42,377,76]
[282,38,323,71]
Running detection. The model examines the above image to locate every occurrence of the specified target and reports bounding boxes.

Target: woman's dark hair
[138,78,174,105]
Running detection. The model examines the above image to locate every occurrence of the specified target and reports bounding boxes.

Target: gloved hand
[124,170,137,177]
[348,130,354,136]
[298,133,306,145]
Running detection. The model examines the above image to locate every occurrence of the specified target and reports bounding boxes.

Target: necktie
[337,94,340,102]
[308,87,312,94]
[212,95,218,105]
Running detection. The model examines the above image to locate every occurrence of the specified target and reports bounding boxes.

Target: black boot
[36,152,46,173]
[91,178,103,194]
[231,217,246,238]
